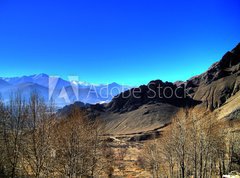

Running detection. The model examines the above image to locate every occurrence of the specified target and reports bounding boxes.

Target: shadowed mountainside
[60,43,240,134]
[185,43,240,110]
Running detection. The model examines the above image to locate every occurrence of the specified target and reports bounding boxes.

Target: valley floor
[107,140,151,178]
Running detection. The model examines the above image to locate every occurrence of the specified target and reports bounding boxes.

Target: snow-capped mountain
[0,74,131,107]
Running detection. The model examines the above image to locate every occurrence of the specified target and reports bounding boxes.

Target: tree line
[0,92,113,178]
[139,109,240,178]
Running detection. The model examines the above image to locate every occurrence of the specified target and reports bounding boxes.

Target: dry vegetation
[138,109,240,178]
[0,93,240,178]
[0,92,113,178]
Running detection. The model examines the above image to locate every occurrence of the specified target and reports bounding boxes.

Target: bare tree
[22,92,55,177]
[52,107,104,177]
[159,129,176,178]
[0,92,110,177]
[1,92,28,178]
[171,110,189,178]
[140,109,235,178]
[141,140,162,178]
[0,95,7,177]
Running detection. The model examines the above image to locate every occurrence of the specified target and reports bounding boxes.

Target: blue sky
[0,0,239,86]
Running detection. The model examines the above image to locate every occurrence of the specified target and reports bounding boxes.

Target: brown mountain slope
[101,103,178,134]
[60,43,240,135]
[186,43,240,110]
[100,43,240,134]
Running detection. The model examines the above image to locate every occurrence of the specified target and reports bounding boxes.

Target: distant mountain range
[0,74,131,107]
